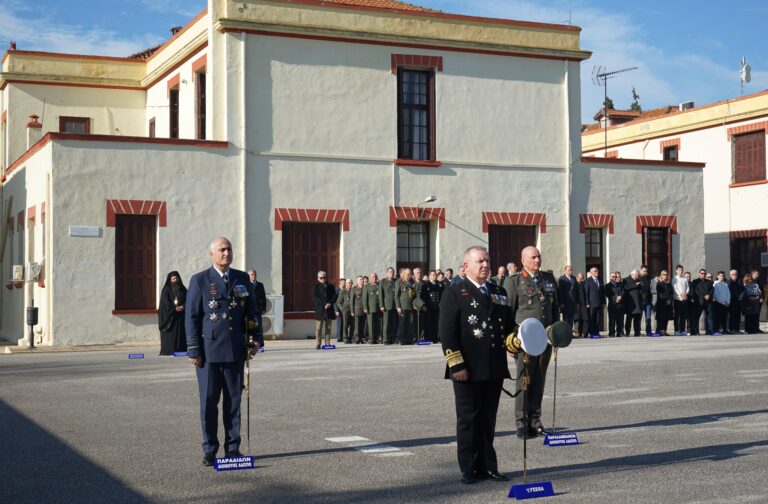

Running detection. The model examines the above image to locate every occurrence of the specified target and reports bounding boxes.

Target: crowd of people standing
[312,261,767,347]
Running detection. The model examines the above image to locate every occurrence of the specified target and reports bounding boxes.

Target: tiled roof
[303,0,439,12]
[128,44,162,61]
[586,106,679,131]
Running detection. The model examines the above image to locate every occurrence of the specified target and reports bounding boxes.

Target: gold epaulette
[444,349,465,368]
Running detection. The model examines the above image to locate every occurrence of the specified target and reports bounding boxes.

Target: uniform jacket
[557,275,576,314]
[584,276,604,307]
[362,282,381,313]
[186,267,263,362]
[336,289,352,314]
[505,270,559,327]
[379,278,397,310]
[395,279,416,311]
[312,282,338,321]
[422,281,443,310]
[605,281,624,307]
[439,279,513,381]
[350,286,365,316]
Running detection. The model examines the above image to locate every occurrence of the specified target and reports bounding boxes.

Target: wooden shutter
[115,215,156,310]
[282,223,340,312]
[487,225,536,270]
[733,131,766,183]
[169,89,179,139]
[196,73,206,140]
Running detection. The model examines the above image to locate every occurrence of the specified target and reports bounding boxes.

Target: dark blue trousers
[196,361,244,454]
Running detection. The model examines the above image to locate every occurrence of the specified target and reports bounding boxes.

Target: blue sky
[1,0,764,122]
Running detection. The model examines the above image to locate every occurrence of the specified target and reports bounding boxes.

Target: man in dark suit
[312,270,338,349]
[441,246,514,484]
[557,265,576,327]
[504,246,558,439]
[248,269,267,315]
[605,271,625,336]
[421,270,443,342]
[585,267,604,337]
[186,237,263,466]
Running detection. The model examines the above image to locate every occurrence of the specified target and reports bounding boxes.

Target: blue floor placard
[588,334,601,339]
[321,345,336,350]
[509,481,555,500]
[544,432,579,446]
[173,351,188,357]
[214,455,255,471]
[128,353,144,359]
[417,341,433,345]
[258,347,266,352]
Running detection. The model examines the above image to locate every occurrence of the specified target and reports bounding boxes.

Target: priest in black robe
[159,271,188,355]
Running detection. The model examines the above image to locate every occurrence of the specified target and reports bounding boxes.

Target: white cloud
[425,0,760,122]
[0,4,164,57]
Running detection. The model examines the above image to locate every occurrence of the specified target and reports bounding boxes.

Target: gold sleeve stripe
[444,349,465,368]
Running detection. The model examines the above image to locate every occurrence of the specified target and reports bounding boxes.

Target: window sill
[394,159,442,167]
[112,309,158,315]
[729,179,768,188]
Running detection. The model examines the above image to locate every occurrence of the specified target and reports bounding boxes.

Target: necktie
[479,284,489,299]
[223,271,229,290]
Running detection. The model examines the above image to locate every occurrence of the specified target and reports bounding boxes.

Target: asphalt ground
[1,334,768,504]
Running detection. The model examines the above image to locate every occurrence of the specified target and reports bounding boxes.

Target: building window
[663,146,678,162]
[642,227,671,278]
[730,236,768,279]
[396,221,430,272]
[282,222,340,312]
[115,215,156,310]
[196,72,206,140]
[169,88,180,139]
[148,118,156,138]
[397,69,435,161]
[487,225,536,273]
[59,117,90,134]
[585,228,604,282]
[733,130,766,183]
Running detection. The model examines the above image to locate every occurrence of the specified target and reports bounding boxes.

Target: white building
[582,93,768,278]
[0,0,704,346]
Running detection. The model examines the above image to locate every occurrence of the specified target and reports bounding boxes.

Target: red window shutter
[115,215,157,310]
[282,223,340,312]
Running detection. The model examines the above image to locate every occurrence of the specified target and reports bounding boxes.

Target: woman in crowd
[655,270,673,336]
[740,274,762,334]
[158,271,187,355]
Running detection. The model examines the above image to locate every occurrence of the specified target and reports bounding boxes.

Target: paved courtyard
[2,334,768,503]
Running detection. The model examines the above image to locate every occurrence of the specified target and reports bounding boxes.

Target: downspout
[240,32,247,267]
[563,60,572,265]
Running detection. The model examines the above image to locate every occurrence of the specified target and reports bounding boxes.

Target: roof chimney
[170,26,183,36]
[10,41,16,50]
[679,101,695,111]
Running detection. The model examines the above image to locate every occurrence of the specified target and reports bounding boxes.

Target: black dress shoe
[202,452,215,466]
[516,427,536,439]
[460,472,477,484]
[487,471,509,482]
[225,450,244,458]
[535,426,551,436]
[473,470,489,480]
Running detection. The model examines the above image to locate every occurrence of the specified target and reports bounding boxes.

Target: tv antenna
[592,65,638,156]
[740,57,751,96]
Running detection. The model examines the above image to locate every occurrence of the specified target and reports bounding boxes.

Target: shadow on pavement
[0,399,150,504]
[523,438,768,482]
[575,408,768,434]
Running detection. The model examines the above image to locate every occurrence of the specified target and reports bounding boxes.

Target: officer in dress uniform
[363,272,382,344]
[422,270,443,342]
[338,279,354,343]
[503,246,558,439]
[413,268,426,341]
[441,246,515,484]
[395,268,417,344]
[186,237,263,466]
[379,267,398,344]
[350,276,366,343]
